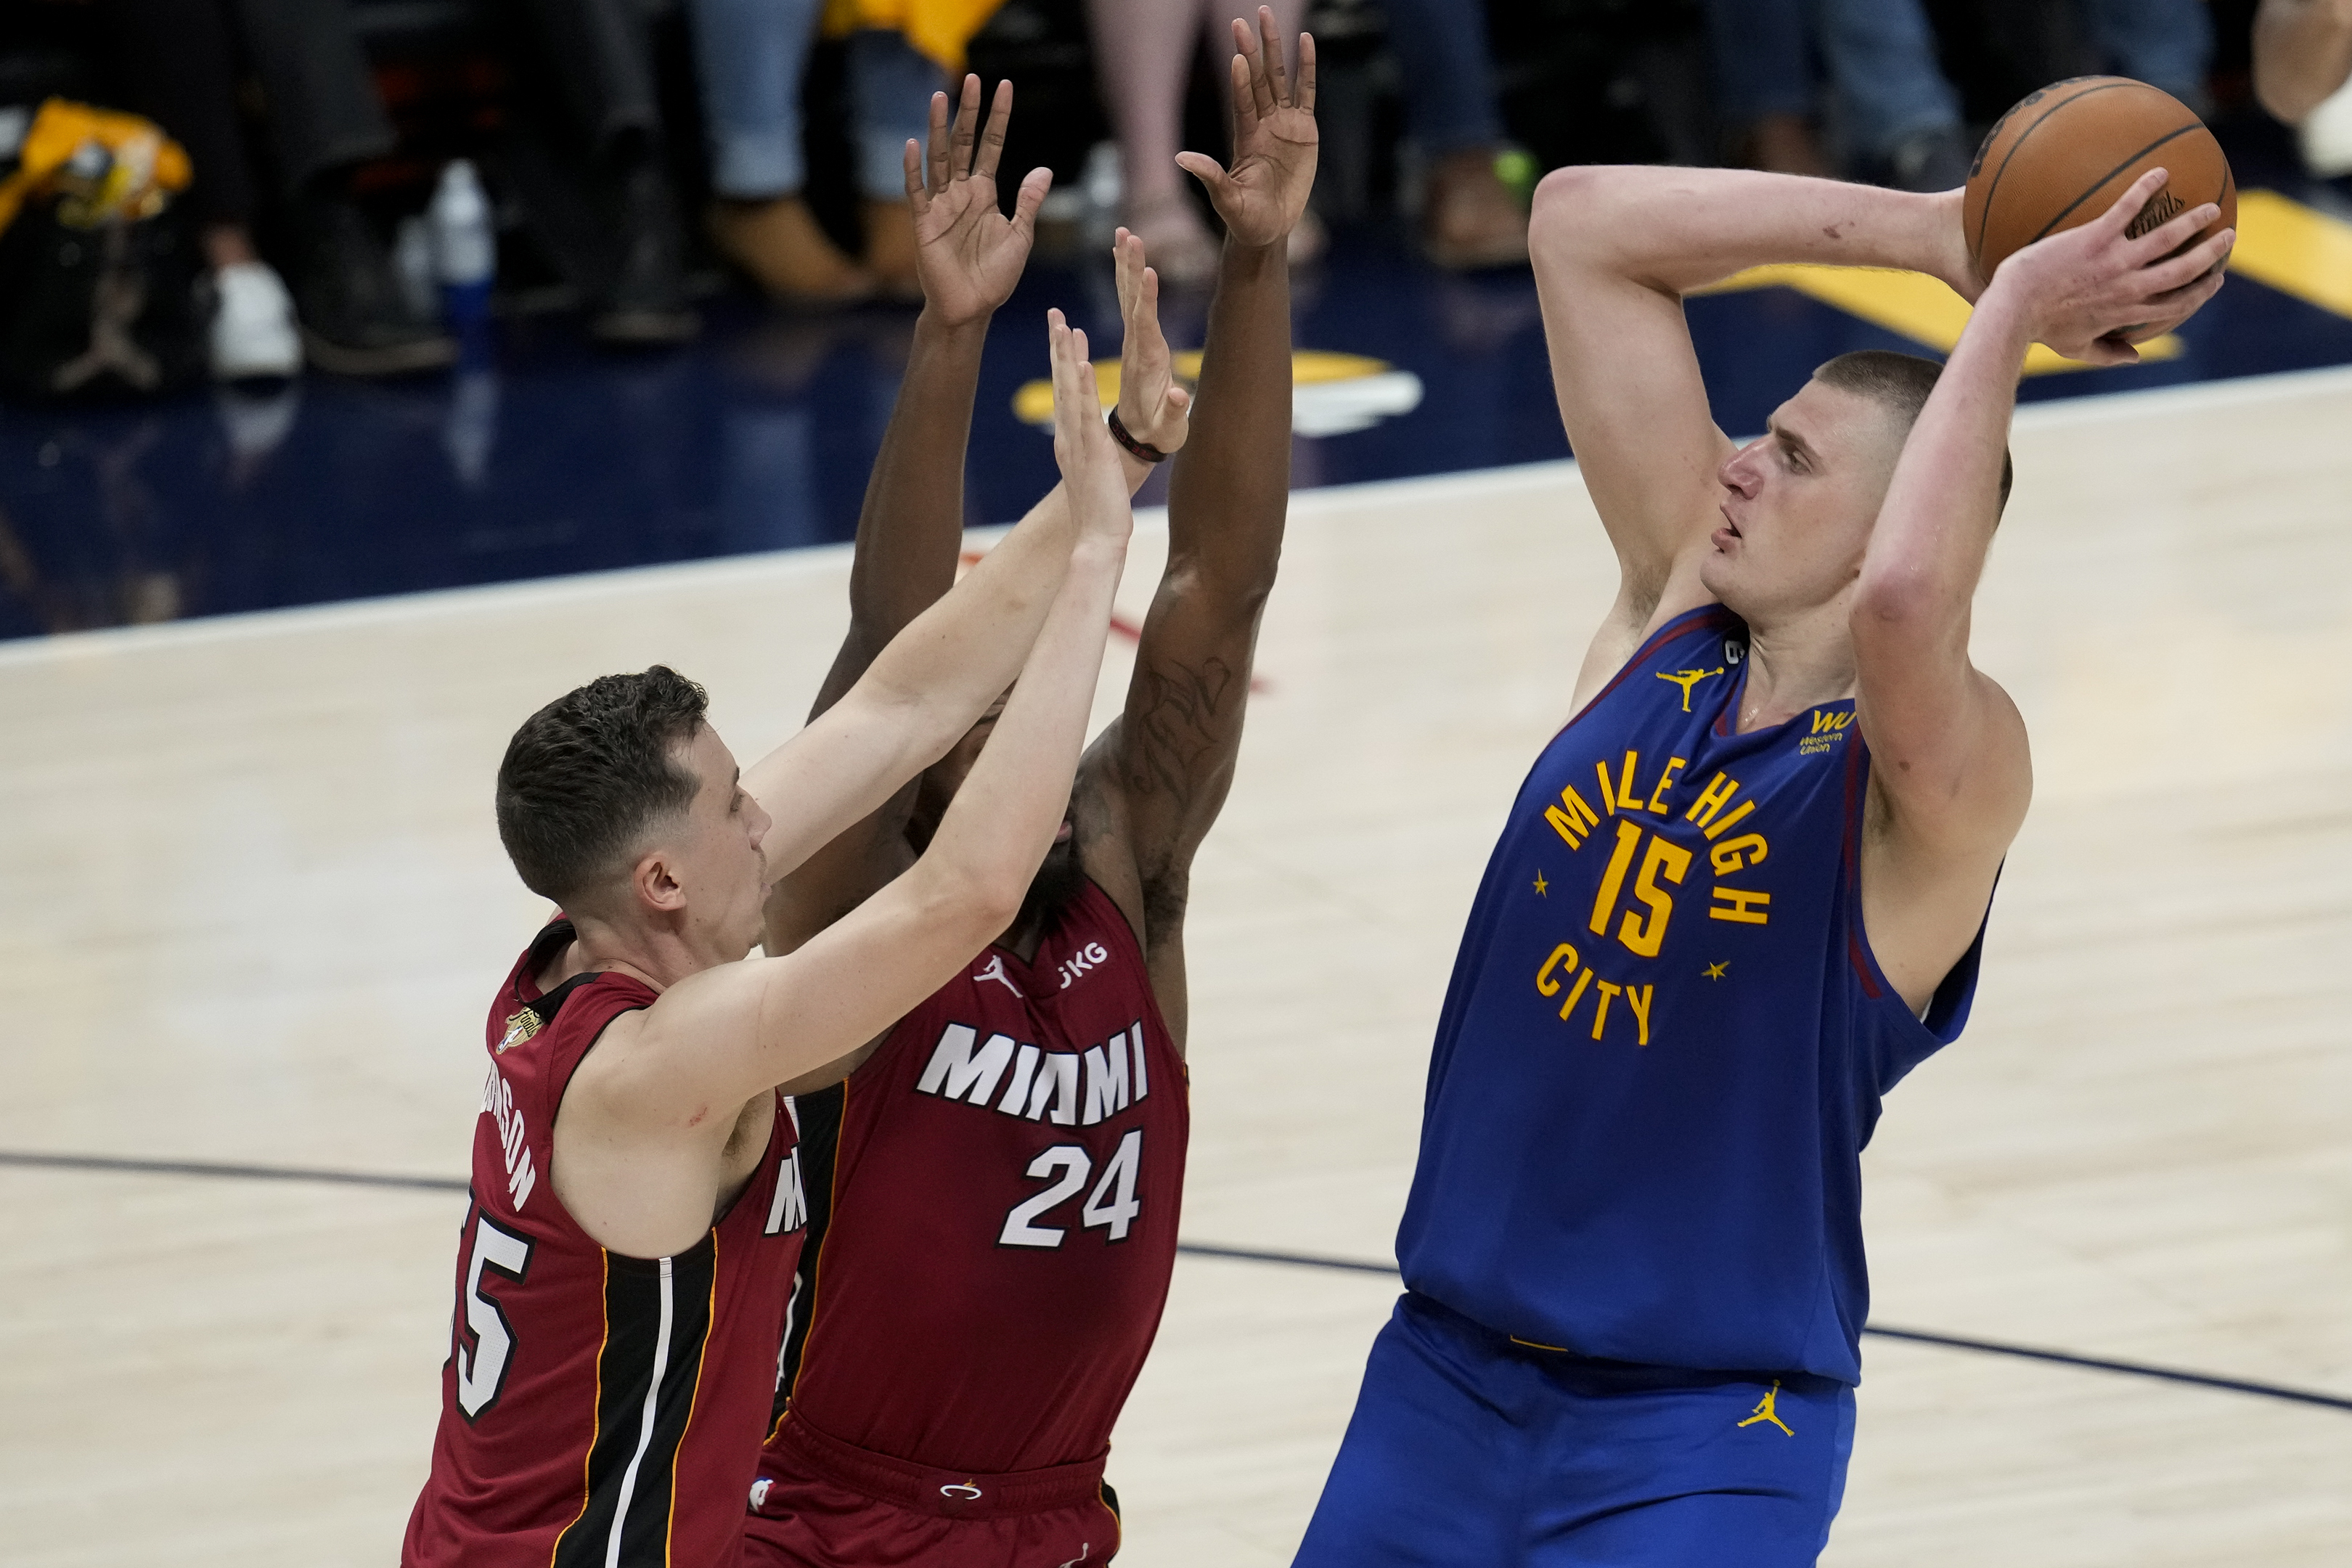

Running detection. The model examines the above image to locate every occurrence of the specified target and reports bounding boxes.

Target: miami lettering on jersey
[913,1019,1151,1127]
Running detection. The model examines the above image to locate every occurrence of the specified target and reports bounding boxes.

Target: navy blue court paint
[7,164,2352,642]
[6,1146,2348,1416]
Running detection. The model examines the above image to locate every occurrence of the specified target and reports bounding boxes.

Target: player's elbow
[1850,570,1953,648]
[917,852,1027,947]
[1530,166,1630,265]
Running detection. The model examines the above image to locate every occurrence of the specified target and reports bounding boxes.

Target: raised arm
[1093,8,1312,1006]
[807,77,1048,719]
[761,179,1191,957]
[617,315,1134,1125]
[2255,0,2352,123]
[737,78,1061,881]
[1527,168,1973,694]
[1853,171,2229,1008]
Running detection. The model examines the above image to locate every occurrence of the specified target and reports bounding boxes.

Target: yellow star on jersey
[1704,961,1728,979]
[1533,871,1548,897]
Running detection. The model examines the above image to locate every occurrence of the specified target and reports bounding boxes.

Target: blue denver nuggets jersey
[1395,606,1985,1384]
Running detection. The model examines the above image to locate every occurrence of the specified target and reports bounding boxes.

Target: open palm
[1176,9,1318,251]
[908,76,1050,327]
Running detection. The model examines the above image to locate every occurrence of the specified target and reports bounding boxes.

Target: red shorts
[740,1412,1122,1568]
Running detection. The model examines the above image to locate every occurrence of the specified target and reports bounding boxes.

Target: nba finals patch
[497,1009,541,1055]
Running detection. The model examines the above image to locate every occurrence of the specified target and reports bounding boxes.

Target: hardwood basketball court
[3,365,2347,1566]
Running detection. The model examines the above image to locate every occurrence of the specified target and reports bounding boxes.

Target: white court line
[4,359,2348,672]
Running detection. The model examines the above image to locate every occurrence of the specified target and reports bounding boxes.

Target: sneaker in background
[288,190,457,377]
[208,261,302,381]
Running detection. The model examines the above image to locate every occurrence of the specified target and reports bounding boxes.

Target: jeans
[688,0,944,201]
[2085,0,2214,110]
[1816,0,1960,158]
[1704,0,1961,158]
[1379,0,1506,155]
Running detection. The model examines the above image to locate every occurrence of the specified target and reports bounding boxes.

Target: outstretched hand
[1989,168,2232,364]
[1175,7,1318,250]
[1111,228,1192,457]
[1048,309,1135,550]
[907,76,1052,327]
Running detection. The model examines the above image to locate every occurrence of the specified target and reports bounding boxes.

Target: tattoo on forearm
[1124,656,1241,812]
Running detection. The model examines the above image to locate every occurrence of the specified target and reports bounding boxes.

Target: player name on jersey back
[405,921,809,1568]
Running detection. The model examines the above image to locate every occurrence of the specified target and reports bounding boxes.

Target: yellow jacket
[824,0,1008,73]
[0,99,191,236]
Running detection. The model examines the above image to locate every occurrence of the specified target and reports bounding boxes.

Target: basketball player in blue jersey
[1291,166,2232,1563]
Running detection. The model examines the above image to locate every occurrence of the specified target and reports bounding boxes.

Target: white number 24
[997,1130,1144,1249]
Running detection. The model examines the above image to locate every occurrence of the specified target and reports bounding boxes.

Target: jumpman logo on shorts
[974,954,1024,997]
[1736,1380,1794,1436]
[1656,666,1725,712]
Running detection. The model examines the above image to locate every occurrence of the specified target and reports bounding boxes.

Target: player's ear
[631,848,688,915]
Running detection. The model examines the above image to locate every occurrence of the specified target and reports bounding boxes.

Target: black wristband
[1106,406,1169,464]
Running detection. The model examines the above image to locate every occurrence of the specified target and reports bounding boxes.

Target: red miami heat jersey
[403,920,812,1568]
[764,878,1188,1477]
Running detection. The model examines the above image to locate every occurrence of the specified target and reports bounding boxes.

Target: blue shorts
[1294,1293,1856,1568]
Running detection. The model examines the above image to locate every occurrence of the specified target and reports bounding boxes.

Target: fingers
[925,91,952,197]
[973,78,1013,184]
[1009,166,1052,237]
[1175,149,1227,199]
[2100,167,2171,235]
[2140,225,2233,296]
[1235,13,1277,121]
[2135,198,2223,262]
[1071,325,1099,419]
[1135,262,1160,343]
[1048,310,1099,423]
[1256,6,1288,110]
[1295,31,1316,113]
[1048,306,1078,441]
[2079,332,2141,367]
[2146,254,2228,319]
[902,136,925,208]
[1112,226,1140,318]
[949,74,982,181]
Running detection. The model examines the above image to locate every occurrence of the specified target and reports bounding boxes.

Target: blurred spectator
[219,0,460,372]
[2082,0,2214,115]
[2254,0,2352,124]
[1379,0,1527,269]
[1704,0,1972,190]
[225,0,699,363]
[1085,0,1315,284]
[687,0,955,303]
[501,0,703,343]
[67,0,304,380]
[1702,0,1831,174]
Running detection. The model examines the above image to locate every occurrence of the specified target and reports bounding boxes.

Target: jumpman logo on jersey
[1736,1380,1794,1436]
[1656,666,1726,712]
[974,954,1024,997]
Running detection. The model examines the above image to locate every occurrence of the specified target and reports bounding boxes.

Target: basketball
[1963,76,2237,282]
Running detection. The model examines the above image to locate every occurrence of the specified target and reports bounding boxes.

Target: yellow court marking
[1010,350,1392,425]
[2227,189,2352,320]
[1701,264,2181,375]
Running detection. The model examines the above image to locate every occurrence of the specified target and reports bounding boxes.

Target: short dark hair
[495,666,710,908]
[1813,348,2014,515]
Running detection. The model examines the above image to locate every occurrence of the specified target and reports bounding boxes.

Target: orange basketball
[1963,76,2235,281]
